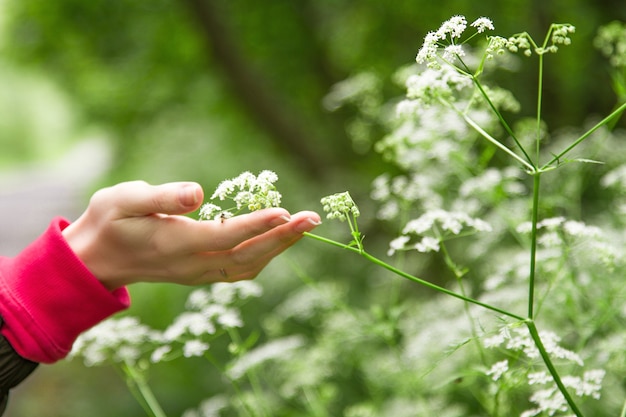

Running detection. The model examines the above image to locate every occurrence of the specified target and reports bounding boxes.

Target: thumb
[109,181,204,217]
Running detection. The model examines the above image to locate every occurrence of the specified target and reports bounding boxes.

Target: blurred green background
[0,0,625,416]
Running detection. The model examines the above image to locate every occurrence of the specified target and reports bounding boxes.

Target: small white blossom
[486,360,509,381]
[215,308,243,328]
[182,395,229,417]
[442,44,466,61]
[471,17,495,33]
[528,371,552,385]
[202,170,282,219]
[416,31,444,64]
[414,236,441,253]
[227,335,306,380]
[388,235,410,256]
[437,15,468,39]
[321,191,360,221]
[164,312,216,341]
[150,345,172,363]
[183,340,210,358]
[70,317,160,367]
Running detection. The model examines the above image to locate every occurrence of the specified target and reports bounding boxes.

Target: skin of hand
[62,181,321,290]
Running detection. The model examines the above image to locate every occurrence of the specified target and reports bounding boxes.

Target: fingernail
[180,184,200,207]
[295,218,322,233]
[270,214,291,227]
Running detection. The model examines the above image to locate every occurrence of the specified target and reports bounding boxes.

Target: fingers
[176,207,294,252]
[94,181,204,218]
[182,211,321,284]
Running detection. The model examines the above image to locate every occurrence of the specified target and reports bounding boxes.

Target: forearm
[0,217,130,364]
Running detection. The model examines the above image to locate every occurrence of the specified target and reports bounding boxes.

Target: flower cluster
[69,317,161,366]
[320,191,360,221]
[388,209,492,255]
[199,170,282,221]
[70,281,263,367]
[484,326,605,417]
[416,15,495,67]
[594,21,626,68]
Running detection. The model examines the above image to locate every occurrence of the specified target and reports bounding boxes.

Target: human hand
[62,181,321,290]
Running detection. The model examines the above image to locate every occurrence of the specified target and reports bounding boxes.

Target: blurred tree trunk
[183,0,338,179]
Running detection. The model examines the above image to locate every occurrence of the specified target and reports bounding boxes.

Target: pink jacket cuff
[0,217,130,363]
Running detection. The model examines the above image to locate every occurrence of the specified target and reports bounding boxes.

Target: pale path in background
[0,139,112,256]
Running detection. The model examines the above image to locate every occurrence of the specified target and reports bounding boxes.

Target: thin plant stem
[525,321,584,417]
[527,174,541,319]
[227,329,270,417]
[470,73,534,166]
[302,386,331,417]
[122,362,167,417]
[303,232,526,322]
[203,352,260,417]
[535,54,545,162]
[620,398,626,417]
[453,107,536,172]
[541,101,626,170]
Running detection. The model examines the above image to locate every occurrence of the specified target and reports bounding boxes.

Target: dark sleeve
[0,317,38,415]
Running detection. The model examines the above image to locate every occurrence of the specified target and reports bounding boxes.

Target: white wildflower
[437,15,468,39]
[198,203,227,221]
[442,44,466,61]
[321,191,360,221]
[215,308,243,328]
[183,340,210,358]
[526,388,568,416]
[204,170,281,217]
[388,235,410,256]
[182,395,229,417]
[70,317,160,367]
[416,31,443,64]
[563,220,601,238]
[402,210,491,236]
[163,312,216,341]
[186,288,212,310]
[414,236,441,253]
[539,217,566,229]
[528,371,552,385]
[227,335,306,380]
[150,345,172,363]
[486,360,509,381]
[486,35,509,58]
[471,17,495,33]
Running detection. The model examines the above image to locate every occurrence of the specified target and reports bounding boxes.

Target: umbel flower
[320,191,360,221]
[199,170,282,220]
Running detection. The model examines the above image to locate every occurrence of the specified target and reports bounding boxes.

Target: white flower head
[437,15,468,39]
[471,17,495,33]
[183,340,210,358]
[201,170,282,220]
[442,44,466,61]
[486,359,509,381]
[320,191,360,221]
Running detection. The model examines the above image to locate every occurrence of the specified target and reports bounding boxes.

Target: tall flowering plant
[70,17,626,417]
[304,15,626,417]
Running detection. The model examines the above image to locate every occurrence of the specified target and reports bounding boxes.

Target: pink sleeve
[0,217,130,363]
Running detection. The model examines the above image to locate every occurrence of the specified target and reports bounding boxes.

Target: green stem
[204,352,259,417]
[471,76,534,166]
[542,101,626,170]
[528,174,541,319]
[457,110,536,172]
[227,329,269,417]
[122,362,167,417]
[303,232,525,322]
[536,54,545,162]
[525,321,583,417]
[620,398,626,417]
